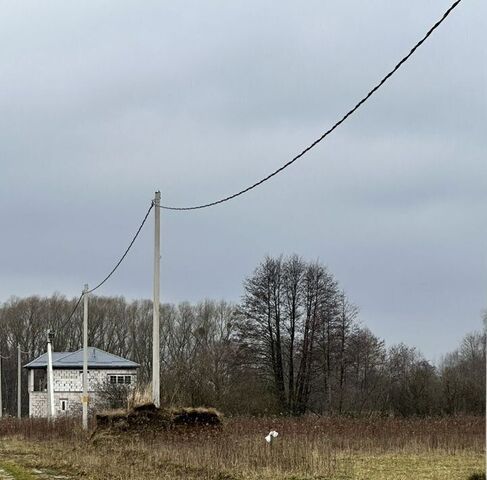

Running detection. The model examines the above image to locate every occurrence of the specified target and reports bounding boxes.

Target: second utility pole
[152,191,161,408]
[17,344,21,418]
[46,330,55,419]
[82,284,89,430]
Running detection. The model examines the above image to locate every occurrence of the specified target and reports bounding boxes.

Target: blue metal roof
[24,347,139,369]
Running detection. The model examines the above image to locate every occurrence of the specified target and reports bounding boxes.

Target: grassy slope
[0,416,484,480]
[0,439,484,480]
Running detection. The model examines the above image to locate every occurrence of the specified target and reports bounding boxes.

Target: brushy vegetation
[0,415,484,479]
[468,474,487,480]
[94,404,222,436]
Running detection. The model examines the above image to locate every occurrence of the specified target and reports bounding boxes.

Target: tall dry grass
[0,415,484,479]
[127,383,153,410]
[0,416,85,441]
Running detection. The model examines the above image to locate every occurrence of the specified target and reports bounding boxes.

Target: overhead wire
[159,0,463,211]
[44,0,464,331]
[58,293,84,331]
[85,202,154,294]
[58,202,154,331]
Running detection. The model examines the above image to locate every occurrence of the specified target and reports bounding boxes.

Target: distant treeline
[0,255,485,417]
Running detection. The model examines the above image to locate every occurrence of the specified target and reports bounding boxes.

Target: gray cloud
[0,0,485,359]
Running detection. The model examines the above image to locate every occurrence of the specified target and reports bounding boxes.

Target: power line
[86,202,154,294]
[58,202,154,330]
[160,0,463,211]
[59,293,84,331]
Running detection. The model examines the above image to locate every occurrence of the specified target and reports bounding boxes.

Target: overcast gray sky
[1,0,485,360]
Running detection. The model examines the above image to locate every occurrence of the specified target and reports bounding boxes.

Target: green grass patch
[350,453,485,480]
[0,462,37,480]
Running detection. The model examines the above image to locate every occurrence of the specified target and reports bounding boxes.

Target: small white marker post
[265,430,279,444]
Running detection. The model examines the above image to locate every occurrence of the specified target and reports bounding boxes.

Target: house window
[109,375,132,385]
[60,399,68,412]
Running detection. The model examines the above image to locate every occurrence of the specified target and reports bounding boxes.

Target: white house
[24,347,139,417]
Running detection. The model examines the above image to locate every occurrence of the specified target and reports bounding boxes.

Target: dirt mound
[171,407,222,427]
[93,404,222,438]
[96,403,171,433]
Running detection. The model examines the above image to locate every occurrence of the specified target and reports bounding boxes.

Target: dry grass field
[0,416,484,480]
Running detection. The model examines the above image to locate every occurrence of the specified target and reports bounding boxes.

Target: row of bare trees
[237,255,486,415]
[0,254,485,416]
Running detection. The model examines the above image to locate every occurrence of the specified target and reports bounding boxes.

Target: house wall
[30,391,48,418]
[30,391,96,417]
[52,368,136,393]
[28,368,137,418]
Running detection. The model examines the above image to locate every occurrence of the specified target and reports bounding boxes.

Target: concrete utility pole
[46,330,55,419]
[82,284,89,430]
[152,191,161,408]
[17,344,21,418]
